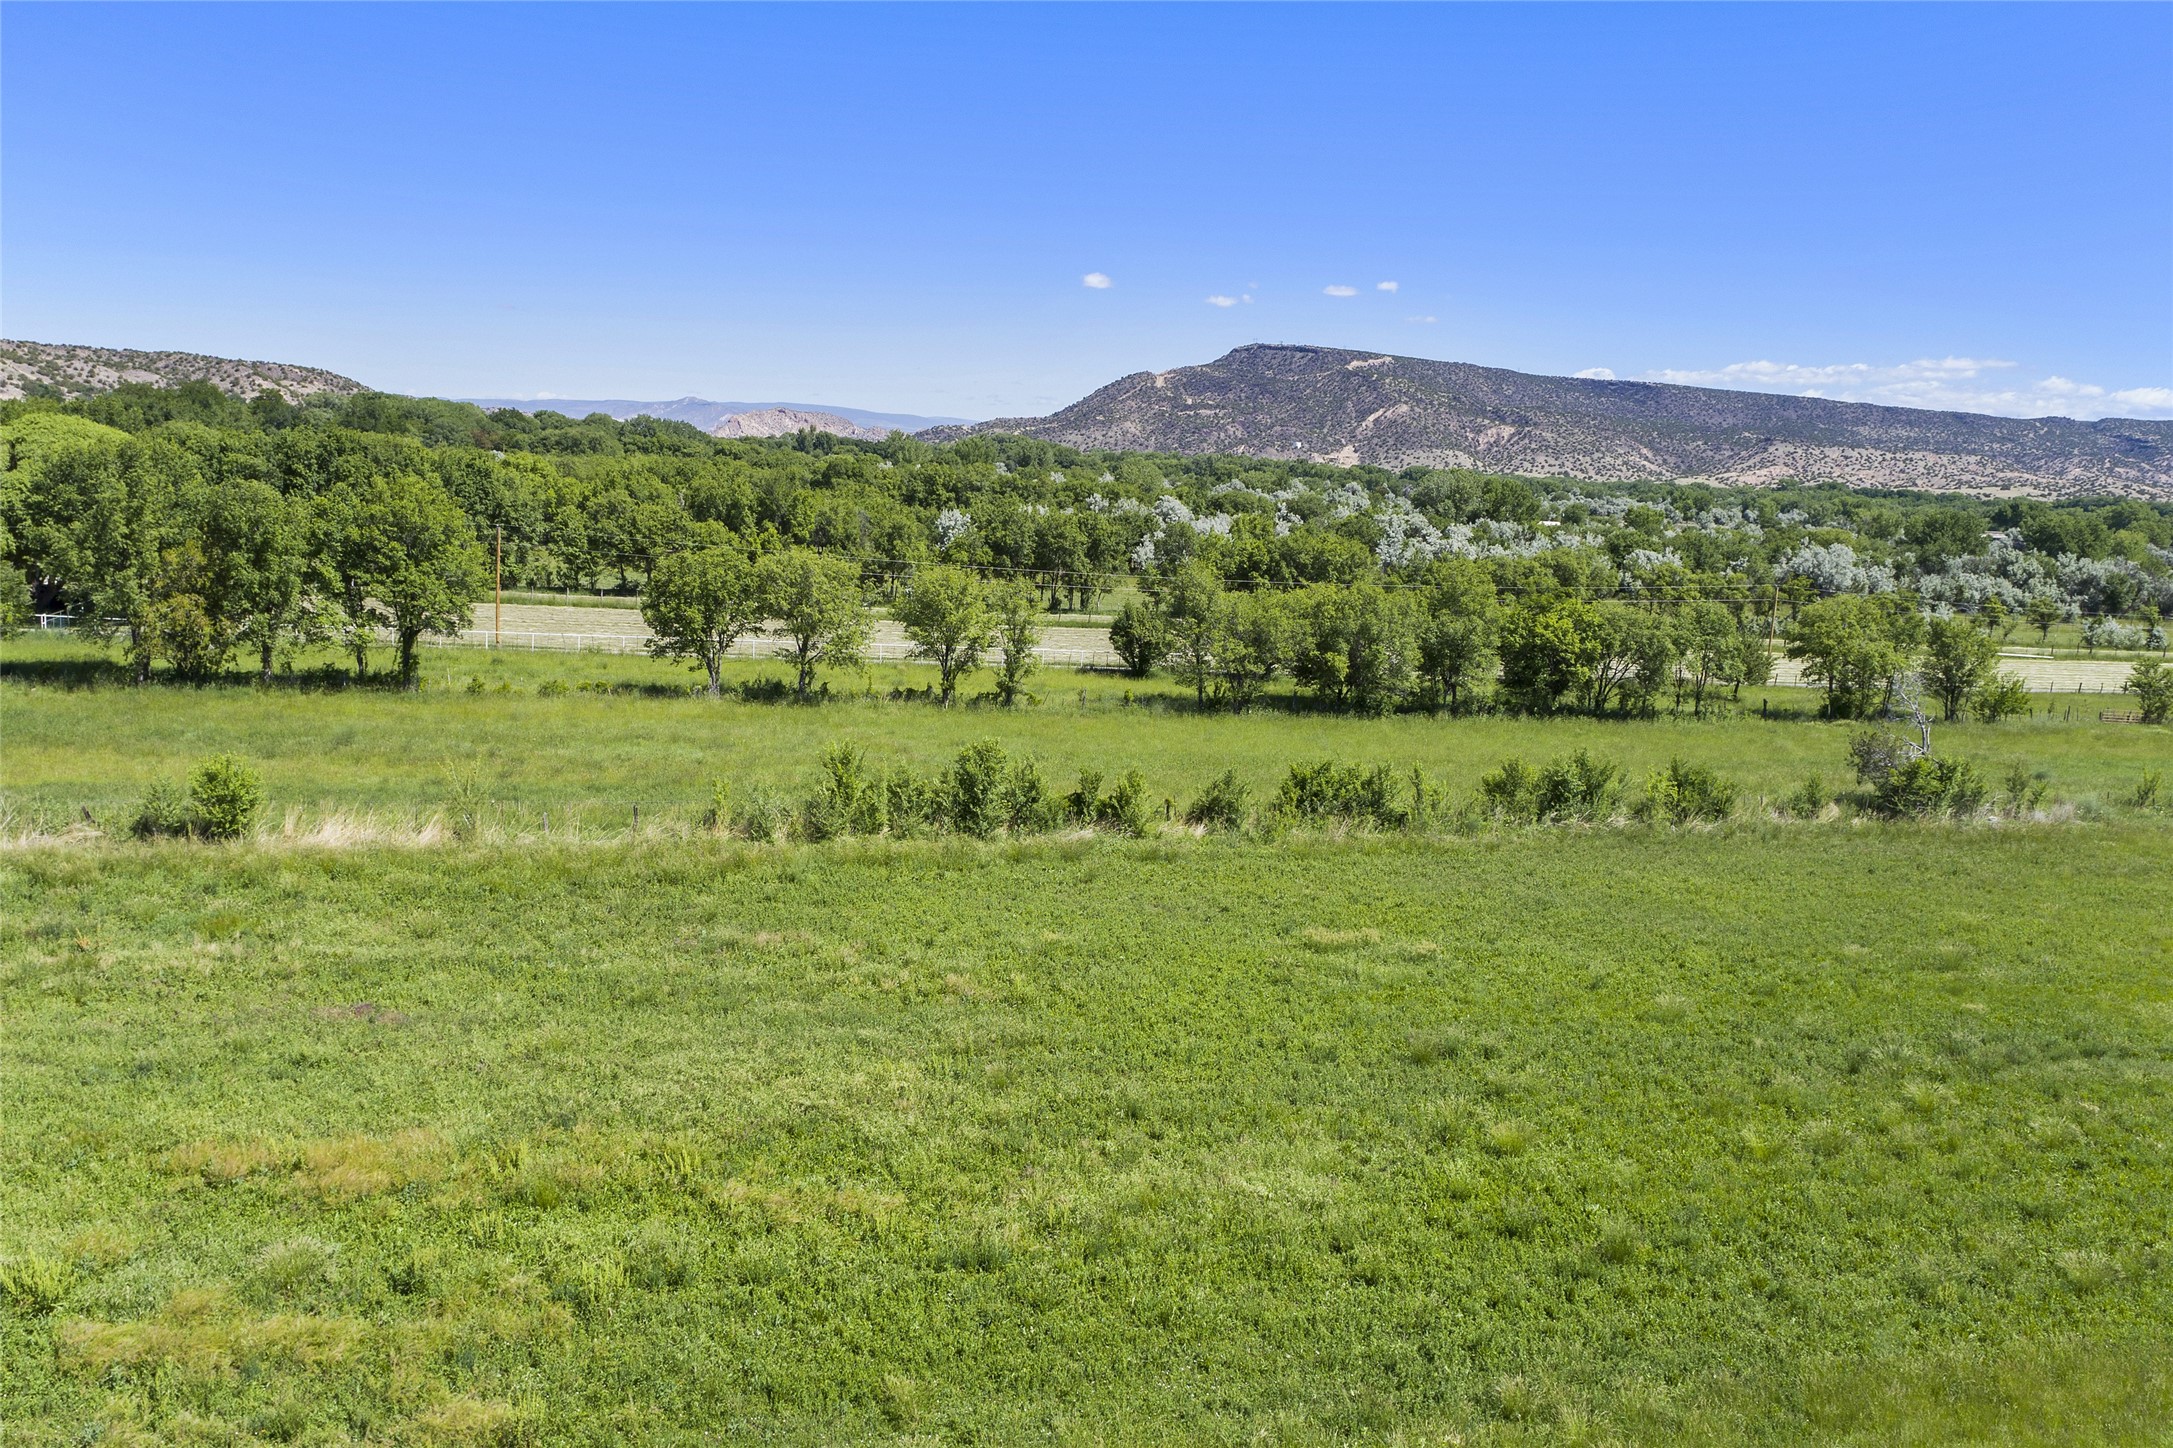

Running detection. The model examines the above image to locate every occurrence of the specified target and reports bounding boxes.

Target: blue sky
[4,3,2169,420]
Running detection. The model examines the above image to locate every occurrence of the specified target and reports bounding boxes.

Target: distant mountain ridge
[709,407,890,442]
[929,344,2173,500]
[0,339,368,403]
[465,396,968,435]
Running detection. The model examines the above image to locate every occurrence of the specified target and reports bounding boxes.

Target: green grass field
[4,635,2171,1445]
[3,831,2170,1443]
[2,634,2162,838]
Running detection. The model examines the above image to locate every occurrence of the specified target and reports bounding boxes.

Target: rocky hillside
[933,344,2173,499]
[710,407,887,442]
[0,340,368,403]
[467,396,966,434]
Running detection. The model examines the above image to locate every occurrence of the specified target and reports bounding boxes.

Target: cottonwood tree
[202,481,326,684]
[1414,558,1499,714]
[894,564,991,704]
[2025,593,2064,646]
[758,548,868,699]
[335,472,488,689]
[1158,560,1224,706]
[1922,615,2000,722]
[2129,659,2172,724]
[1109,598,1167,677]
[642,544,764,698]
[1581,603,1674,716]
[1209,588,1293,710]
[990,580,1041,706]
[1784,595,1916,720]
[16,435,187,682]
[1673,599,1739,716]
[1290,581,1413,714]
[1499,598,1602,714]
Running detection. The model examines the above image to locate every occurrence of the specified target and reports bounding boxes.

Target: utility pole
[494,526,503,648]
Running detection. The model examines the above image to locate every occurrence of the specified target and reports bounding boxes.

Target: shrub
[1532,749,1619,822]
[801,743,885,841]
[731,788,790,842]
[536,678,570,697]
[1005,757,1060,833]
[2131,770,2164,811]
[0,1255,74,1316]
[1476,757,1539,822]
[188,754,264,841]
[1971,672,2032,723]
[131,780,191,839]
[2130,660,2172,724]
[1183,770,1250,830]
[1095,768,1152,837]
[946,740,1013,838]
[1874,756,1988,818]
[2002,763,2050,815]
[1846,730,1916,786]
[1785,773,1831,820]
[1275,761,1402,828]
[1640,759,1738,825]
[884,769,943,836]
[1065,769,1104,826]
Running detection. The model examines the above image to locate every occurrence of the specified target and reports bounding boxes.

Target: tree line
[3,380,2169,704]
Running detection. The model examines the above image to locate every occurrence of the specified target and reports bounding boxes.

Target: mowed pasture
[2,831,2170,1443]
[1,633,2163,837]
[3,634,2171,1443]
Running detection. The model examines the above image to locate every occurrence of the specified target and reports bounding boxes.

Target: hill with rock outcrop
[0,340,369,403]
[927,343,2172,499]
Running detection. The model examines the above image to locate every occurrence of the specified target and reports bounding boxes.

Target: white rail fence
[25,614,1123,669]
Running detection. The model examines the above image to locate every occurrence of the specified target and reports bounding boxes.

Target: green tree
[1582,604,1675,716]
[1208,589,1293,710]
[895,565,992,704]
[2130,659,2173,725]
[1784,595,1912,720]
[335,472,488,689]
[1922,615,2000,722]
[2025,593,2064,646]
[989,580,1042,706]
[1727,616,1773,698]
[641,545,764,698]
[1289,582,1414,714]
[757,548,868,699]
[1499,598,1602,714]
[1414,558,1499,713]
[201,481,324,684]
[1109,598,1167,677]
[1158,560,1224,707]
[15,435,185,681]
[1673,600,1739,716]
[0,560,29,637]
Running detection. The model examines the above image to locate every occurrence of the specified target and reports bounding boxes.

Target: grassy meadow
[3,633,2172,1445]
[1,633,2162,838]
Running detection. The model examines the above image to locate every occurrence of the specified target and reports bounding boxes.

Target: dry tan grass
[55,1287,366,1379]
[165,1137,287,1185]
[1299,925,1382,951]
[297,1128,450,1199]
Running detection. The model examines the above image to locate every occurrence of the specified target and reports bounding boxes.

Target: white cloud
[1573,367,1615,380]
[1406,315,1438,324]
[1242,294,1254,304]
[1323,284,1358,297]
[1205,295,1238,308]
[1641,355,2173,420]
[1376,281,1399,292]
[1081,272,1113,290]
